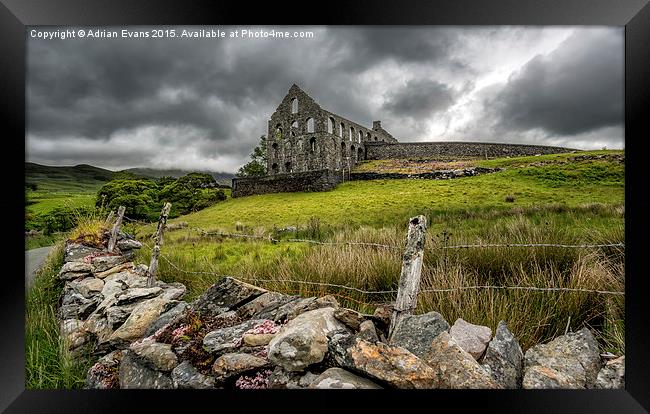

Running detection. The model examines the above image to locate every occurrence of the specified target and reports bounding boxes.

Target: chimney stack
[373,120,381,130]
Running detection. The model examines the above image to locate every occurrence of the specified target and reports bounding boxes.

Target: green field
[126,150,624,353]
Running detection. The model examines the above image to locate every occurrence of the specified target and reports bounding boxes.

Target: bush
[505,194,515,202]
[41,206,95,235]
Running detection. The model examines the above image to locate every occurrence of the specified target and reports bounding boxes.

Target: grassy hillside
[128,150,624,353]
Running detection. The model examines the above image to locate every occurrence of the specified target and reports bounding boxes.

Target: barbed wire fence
[116,207,625,316]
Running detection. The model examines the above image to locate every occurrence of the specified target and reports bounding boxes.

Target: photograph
[24,25,626,391]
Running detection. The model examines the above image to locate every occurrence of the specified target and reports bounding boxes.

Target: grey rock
[203,319,270,355]
[237,291,296,319]
[119,351,173,389]
[116,238,142,251]
[129,339,178,372]
[298,371,319,388]
[160,282,186,301]
[101,279,126,299]
[328,333,439,389]
[523,328,602,389]
[449,318,492,360]
[83,314,113,345]
[333,308,366,331]
[65,243,101,263]
[481,321,524,389]
[357,320,379,343]
[212,353,271,382]
[145,302,189,337]
[192,277,268,317]
[109,297,170,345]
[106,303,139,328]
[70,277,105,299]
[91,254,128,273]
[310,367,382,389]
[389,311,450,358]
[422,332,500,389]
[273,295,339,322]
[60,261,93,274]
[268,366,304,389]
[115,287,163,305]
[172,361,215,389]
[268,307,347,372]
[61,319,89,350]
[85,350,124,389]
[595,356,625,389]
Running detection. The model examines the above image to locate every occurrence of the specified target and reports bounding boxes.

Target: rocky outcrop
[58,238,622,390]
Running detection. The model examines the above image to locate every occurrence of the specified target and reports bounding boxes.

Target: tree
[236,135,267,177]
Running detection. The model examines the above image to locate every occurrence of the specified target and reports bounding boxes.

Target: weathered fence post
[388,215,427,340]
[107,206,126,252]
[147,202,172,287]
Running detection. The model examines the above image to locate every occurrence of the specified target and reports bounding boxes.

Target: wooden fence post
[147,202,172,287]
[388,215,427,340]
[107,206,126,252]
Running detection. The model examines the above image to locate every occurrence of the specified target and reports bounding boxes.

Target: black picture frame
[3,0,649,412]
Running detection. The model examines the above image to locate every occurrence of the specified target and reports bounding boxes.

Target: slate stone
[389,311,450,358]
[172,361,216,389]
[523,328,602,389]
[310,367,382,389]
[268,307,347,372]
[119,351,173,389]
[481,321,524,389]
[328,333,439,389]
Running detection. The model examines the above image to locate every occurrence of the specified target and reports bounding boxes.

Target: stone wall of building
[231,169,343,198]
[266,84,397,176]
[365,141,574,160]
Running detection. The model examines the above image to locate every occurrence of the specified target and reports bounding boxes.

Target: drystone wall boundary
[232,169,342,198]
[364,141,574,160]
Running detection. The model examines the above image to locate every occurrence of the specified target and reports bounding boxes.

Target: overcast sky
[26,26,624,173]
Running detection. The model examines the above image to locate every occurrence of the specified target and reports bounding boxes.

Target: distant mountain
[25,162,234,190]
[121,168,234,186]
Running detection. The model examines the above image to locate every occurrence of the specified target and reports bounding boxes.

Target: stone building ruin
[266,84,397,176]
[231,84,573,197]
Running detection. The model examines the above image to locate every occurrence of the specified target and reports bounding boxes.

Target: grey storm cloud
[26,26,624,172]
[382,79,457,118]
[491,28,623,136]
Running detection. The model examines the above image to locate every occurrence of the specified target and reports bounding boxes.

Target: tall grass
[135,206,624,354]
[25,241,95,388]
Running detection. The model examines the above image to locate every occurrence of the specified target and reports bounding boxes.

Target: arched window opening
[339,123,344,138]
[374,136,378,141]
[366,132,371,141]
[307,118,315,133]
[271,163,279,174]
[310,137,316,153]
[349,126,354,141]
[327,117,334,134]
[291,98,298,114]
[358,130,363,143]
[274,124,283,140]
[358,147,363,161]
[285,162,292,173]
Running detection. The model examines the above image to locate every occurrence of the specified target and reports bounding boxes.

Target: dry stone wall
[54,237,624,390]
[364,141,574,160]
[232,169,342,198]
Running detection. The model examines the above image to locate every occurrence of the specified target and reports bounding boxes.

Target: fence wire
[139,240,625,298]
